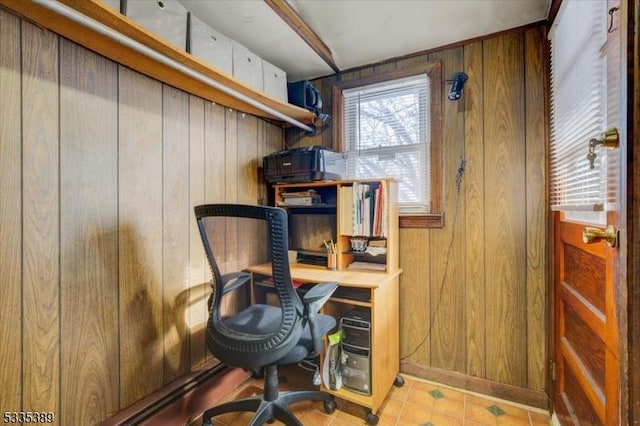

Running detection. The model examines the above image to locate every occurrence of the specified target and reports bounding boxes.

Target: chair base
[201,365,335,426]
[202,389,334,426]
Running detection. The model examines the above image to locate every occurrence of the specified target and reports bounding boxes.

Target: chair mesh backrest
[194,204,305,368]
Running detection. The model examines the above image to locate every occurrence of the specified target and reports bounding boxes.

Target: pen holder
[326,252,337,270]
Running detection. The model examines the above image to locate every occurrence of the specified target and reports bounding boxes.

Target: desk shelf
[274,179,399,273]
[0,0,316,127]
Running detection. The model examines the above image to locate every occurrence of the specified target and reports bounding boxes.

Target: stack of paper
[279,189,321,206]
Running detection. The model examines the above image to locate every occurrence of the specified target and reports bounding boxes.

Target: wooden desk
[245,262,403,422]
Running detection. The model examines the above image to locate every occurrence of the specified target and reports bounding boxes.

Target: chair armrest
[303,282,338,357]
[303,282,338,313]
[208,272,251,310]
[220,272,251,295]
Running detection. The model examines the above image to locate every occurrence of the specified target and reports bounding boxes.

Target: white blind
[549,0,607,211]
[343,74,430,213]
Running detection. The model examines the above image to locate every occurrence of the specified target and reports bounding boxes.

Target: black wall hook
[447,72,468,101]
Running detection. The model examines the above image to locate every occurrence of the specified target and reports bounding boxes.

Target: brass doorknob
[582,225,618,247]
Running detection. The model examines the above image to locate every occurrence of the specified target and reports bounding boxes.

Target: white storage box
[232,41,263,92]
[262,60,288,102]
[101,0,121,13]
[124,0,188,50]
[188,13,233,75]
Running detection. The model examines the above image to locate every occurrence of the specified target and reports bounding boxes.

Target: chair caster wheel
[267,419,275,424]
[250,367,264,379]
[324,398,336,414]
[365,411,379,425]
[203,421,213,426]
[394,374,405,387]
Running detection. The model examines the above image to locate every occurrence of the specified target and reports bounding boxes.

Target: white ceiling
[179,0,551,82]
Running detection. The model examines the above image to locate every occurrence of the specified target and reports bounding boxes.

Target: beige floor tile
[432,396,465,419]
[297,409,334,426]
[406,386,437,408]
[376,413,399,426]
[464,401,501,425]
[411,381,466,402]
[411,379,444,393]
[399,400,436,424]
[430,410,464,425]
[377,397,404,419]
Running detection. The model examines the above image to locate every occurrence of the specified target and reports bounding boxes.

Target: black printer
[263,146,346,183]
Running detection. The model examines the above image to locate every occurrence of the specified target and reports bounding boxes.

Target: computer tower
[340,308,371,395]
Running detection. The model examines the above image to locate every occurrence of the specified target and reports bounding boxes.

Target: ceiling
[179,0,551,82]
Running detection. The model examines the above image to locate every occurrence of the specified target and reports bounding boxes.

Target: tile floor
[200,365,551,426]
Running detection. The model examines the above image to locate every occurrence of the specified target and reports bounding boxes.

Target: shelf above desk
[0,0,316,128]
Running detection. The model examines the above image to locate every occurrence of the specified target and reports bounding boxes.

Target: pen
[323,240,336,254]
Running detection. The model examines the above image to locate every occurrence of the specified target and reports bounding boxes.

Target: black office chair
[194,204,338,426]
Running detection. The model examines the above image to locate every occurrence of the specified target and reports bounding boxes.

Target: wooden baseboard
[100,361,250,425]
[401,361,550,410]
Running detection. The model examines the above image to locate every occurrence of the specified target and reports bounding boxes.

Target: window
[549,0,608,223]
[333,63,443,226]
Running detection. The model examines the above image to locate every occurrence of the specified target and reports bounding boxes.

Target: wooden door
[552,1,626,425]
[553,216,621,425]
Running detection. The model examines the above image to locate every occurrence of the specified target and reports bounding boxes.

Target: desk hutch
[247,178,403,424]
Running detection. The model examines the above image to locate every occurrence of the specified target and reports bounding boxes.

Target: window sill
[399,214,444,228]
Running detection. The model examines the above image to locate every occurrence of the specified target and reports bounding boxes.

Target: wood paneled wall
[286,26,548,401]
[0,11,282,425]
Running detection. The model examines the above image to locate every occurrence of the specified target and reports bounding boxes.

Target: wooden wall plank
[21,21,60,415]
[427,47,467,372]
[399,228,431,365]
[204,99,227,295]
[237,115,261,268]
[59,40,119,423]
[204,103,226,208]
[463,40,486,378]
[225,109,239,204]
[118,67,164,406]
[373,62,397,75]
[188,96,209,368]
[224,109,239,277]
[395,53,430,70]
[238,115,259,205]
[162,85,191,383]
[524,26,548,392]
[203,103,231,316]
[483,33,528,387]
[0,9,23,411]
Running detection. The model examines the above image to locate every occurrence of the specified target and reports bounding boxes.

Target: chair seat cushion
[223,304,336,364]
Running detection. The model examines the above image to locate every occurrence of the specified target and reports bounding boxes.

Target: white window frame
[332,62,443,225]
